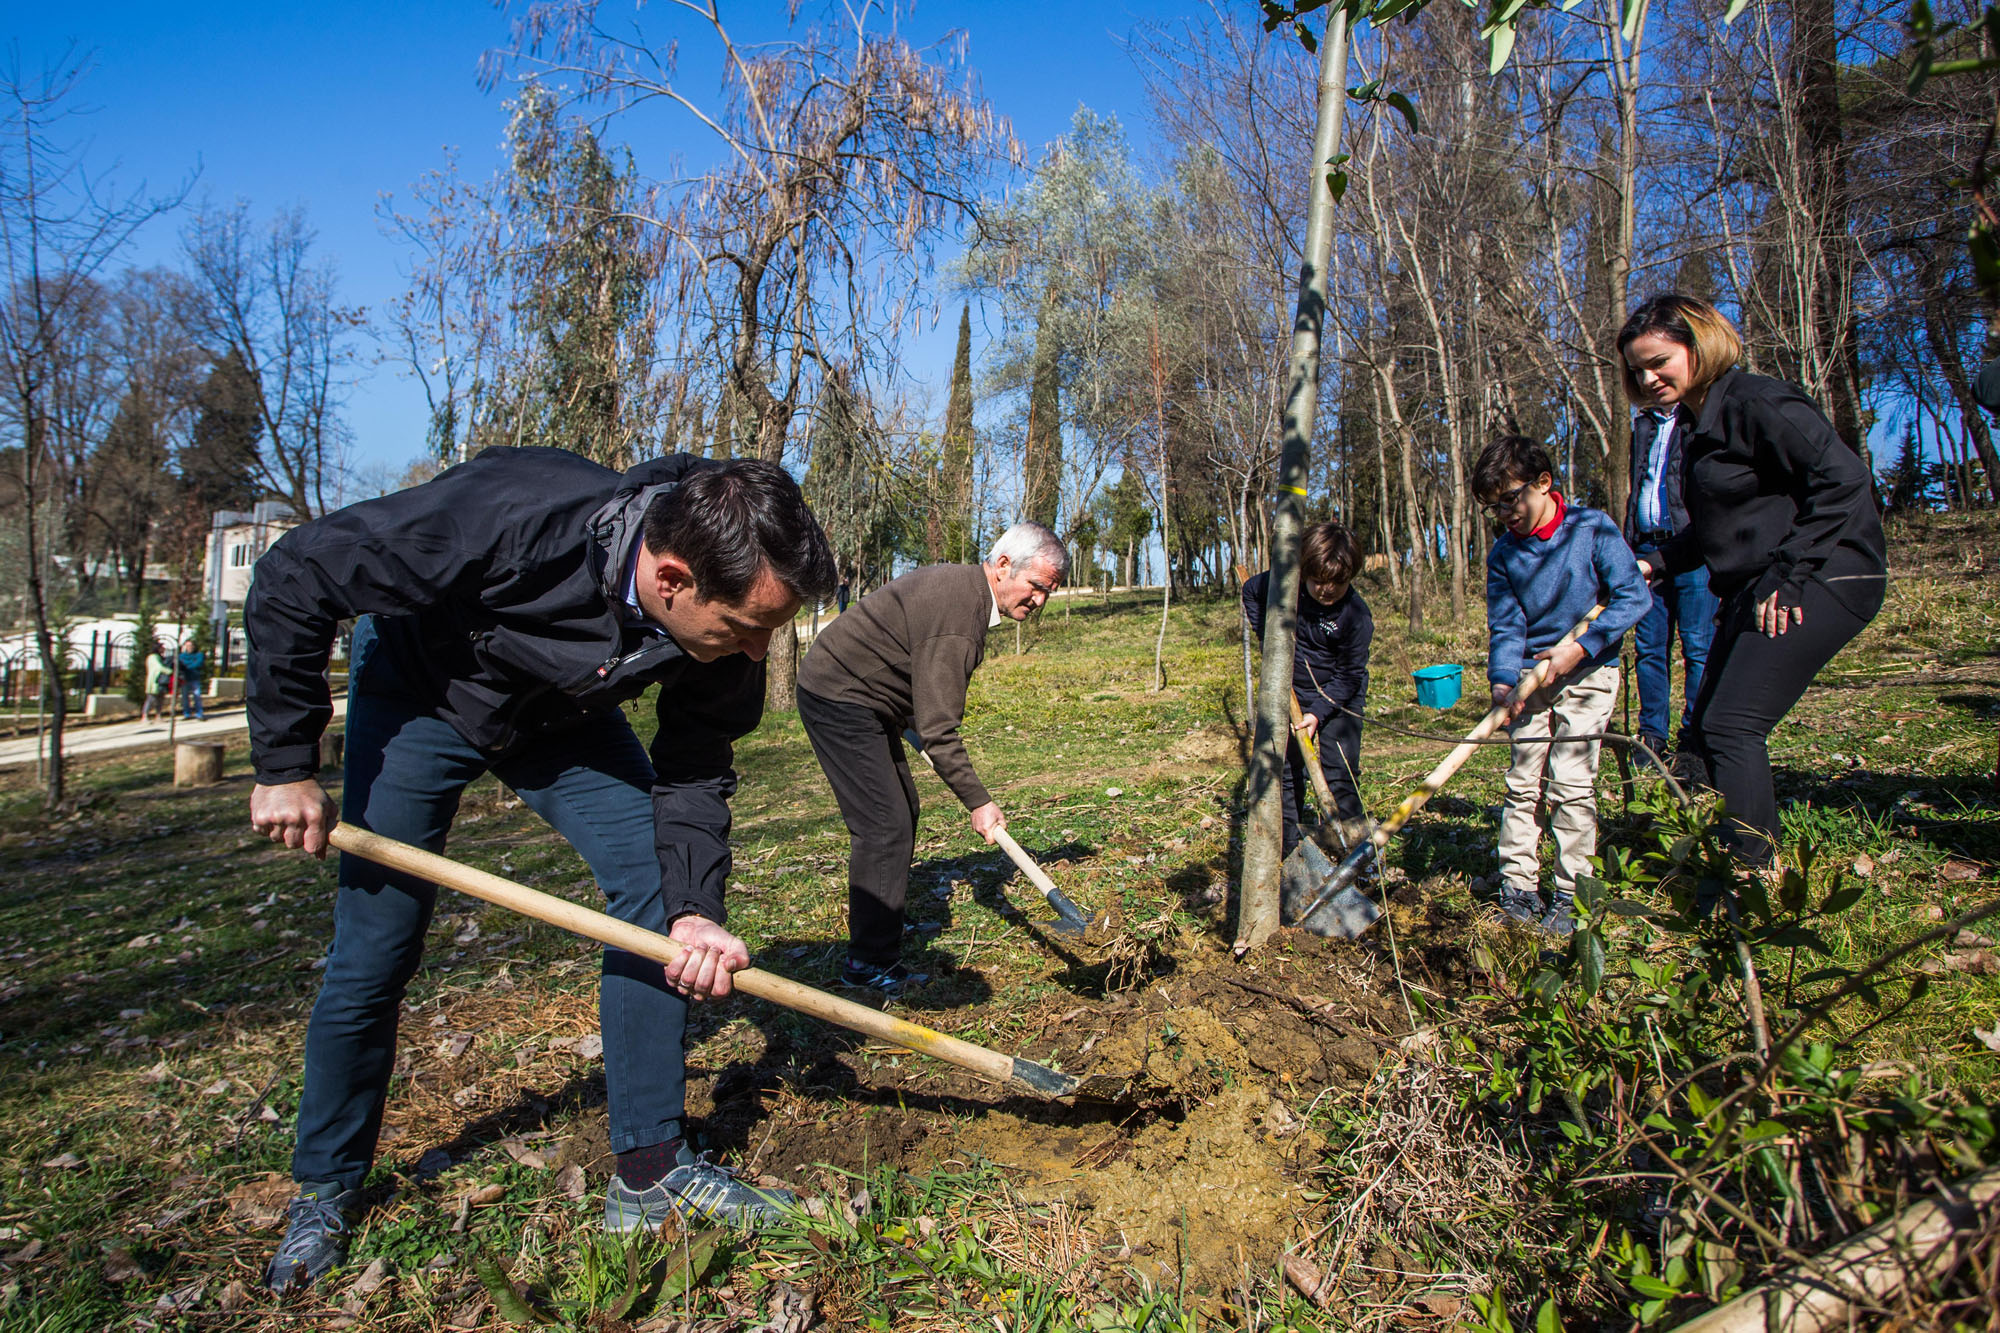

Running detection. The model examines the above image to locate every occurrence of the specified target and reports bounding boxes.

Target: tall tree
[498,1,1018,709]
[181,349,264,512]
[802,371,898,590]
[1023,303,1064,529]
[182,201,355,520]
[934,305,977,562]
[492,82,660,469]
[0,54,180,807]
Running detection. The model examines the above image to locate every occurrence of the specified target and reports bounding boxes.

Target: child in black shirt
[1241,522,1374,854]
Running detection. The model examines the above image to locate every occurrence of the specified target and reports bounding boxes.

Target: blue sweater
[1485,501,1651,689]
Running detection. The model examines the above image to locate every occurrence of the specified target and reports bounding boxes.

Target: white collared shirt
[988,575,1005,629]
[1636,408,1677,534]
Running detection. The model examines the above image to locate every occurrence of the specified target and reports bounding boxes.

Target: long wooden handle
[990,827,1092,929]
[992,827,1058,897]
[900,730,1091,930]
[325,824,1075,1099]
[1359,604,1607,854]
[1287,692,1342,815]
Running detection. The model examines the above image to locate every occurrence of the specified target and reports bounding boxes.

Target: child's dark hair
[1472,435,1555,501]
[1300,521,1361,586]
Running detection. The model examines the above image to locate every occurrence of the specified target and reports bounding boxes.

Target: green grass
[0,513,1994,1330]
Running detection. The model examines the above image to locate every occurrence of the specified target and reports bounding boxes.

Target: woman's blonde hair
[1616,294,1743,405]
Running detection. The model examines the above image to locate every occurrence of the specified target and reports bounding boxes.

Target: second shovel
[902,730,1092,936]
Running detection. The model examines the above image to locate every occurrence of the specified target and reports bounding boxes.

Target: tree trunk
[1237,5,1351,955]
[20,412,66,809]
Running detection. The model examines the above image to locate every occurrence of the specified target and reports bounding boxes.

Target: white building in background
[203,501,297,609]
[201,501,297,665]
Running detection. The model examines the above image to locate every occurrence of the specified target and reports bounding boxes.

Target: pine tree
[936,305,976,562]
[496,83,654,469]
[182,351,265,513]
[802,373,898,589]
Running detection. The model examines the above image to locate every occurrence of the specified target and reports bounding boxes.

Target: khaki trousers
[1497,662,1621,901]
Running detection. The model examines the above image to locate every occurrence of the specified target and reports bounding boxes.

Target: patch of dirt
[1167,725,1243,768]
[551,937,1409,1293]
[945,1083,1321,1290]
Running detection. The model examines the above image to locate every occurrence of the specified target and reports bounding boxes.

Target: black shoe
[1493,888,1546,927]
[265,1183,362,1292]
[1637,732,1669,761]
[1666,747,1710,789]
[840,959,926,998]
[605,1148,796,1232]
[1539,894,1577,938]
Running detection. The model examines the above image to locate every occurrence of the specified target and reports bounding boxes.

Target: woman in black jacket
[1618,295,1886,868]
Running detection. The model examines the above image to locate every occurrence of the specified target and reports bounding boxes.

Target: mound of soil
[557,939,1408,1292]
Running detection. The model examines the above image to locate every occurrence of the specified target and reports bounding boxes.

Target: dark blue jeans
[1632,546,1717,744]
[291,619,685,1190]
[1280,706,1364,854]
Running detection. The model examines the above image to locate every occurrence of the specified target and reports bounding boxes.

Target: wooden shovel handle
[991,827,1059,897]
[325,824,1037,1094]
[990,826,1091,929]
[1360,604,1607,853]
[1286,692,1342,815]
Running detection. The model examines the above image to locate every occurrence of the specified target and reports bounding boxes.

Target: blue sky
[9,1,1190,481]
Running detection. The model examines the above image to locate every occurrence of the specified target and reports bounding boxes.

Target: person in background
[796,523,1066,998]
[1477,436,1652,936]
[1619,294,1886,871]
[142,641,170,722]
[1624,383,1717,765]
[176,640,206,721]
[1239,521,1373,855]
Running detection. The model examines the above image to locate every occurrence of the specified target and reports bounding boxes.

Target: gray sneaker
[1539,895,1577,938]
[840,959,927,999]
[1494,888,1546,927]
[265,1183,362,1292]
[604,1151,796,1233]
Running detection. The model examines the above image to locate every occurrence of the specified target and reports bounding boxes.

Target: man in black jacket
[1241,521,1373,854]
[246,447,836,1291]
[1624,401,1718,760]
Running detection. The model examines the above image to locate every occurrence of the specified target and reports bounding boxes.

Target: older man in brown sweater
[797,522,1068,995]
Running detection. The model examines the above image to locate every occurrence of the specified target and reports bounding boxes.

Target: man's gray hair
[986,521,1069,579]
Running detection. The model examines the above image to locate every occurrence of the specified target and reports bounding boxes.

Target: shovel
[1279,693,1383,938]
[326,824,1127,1102]
[1288,604,1608,937]
[900,730,1092,936]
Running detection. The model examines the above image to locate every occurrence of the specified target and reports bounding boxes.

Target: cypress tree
[1022,299,1062,529]
[937,304,976,561]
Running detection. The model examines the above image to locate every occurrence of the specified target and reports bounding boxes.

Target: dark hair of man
[642,458,840,605]
[1299,521,1361,586]
[1472,435,1556,502]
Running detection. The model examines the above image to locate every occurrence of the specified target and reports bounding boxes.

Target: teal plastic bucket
[1412,664,1463,710]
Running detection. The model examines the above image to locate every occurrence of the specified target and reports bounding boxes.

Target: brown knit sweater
[797,563,994,809]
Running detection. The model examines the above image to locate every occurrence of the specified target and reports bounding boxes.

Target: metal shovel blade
[1281,839,1382,939]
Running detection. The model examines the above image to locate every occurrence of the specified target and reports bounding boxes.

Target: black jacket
[1657,369,1886,616]
[1240,571,1372,726]
[245,446,764,926]
[1623,408,1691,543]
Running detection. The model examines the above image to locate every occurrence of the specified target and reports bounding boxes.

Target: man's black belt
[1634,529,1675,546]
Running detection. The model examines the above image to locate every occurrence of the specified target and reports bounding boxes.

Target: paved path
[0,696,347,770]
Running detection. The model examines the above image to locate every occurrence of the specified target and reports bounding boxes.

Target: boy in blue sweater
[1477,437,1651,935]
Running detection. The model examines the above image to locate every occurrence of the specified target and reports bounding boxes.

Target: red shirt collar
[1530,490,1567,541]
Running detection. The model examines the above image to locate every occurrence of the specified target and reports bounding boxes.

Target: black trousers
[1281,705,1364,853]
[797,687,919,967]
[1684,576,1881,865]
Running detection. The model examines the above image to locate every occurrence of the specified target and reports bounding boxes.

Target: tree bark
[1237,5,1351,955]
